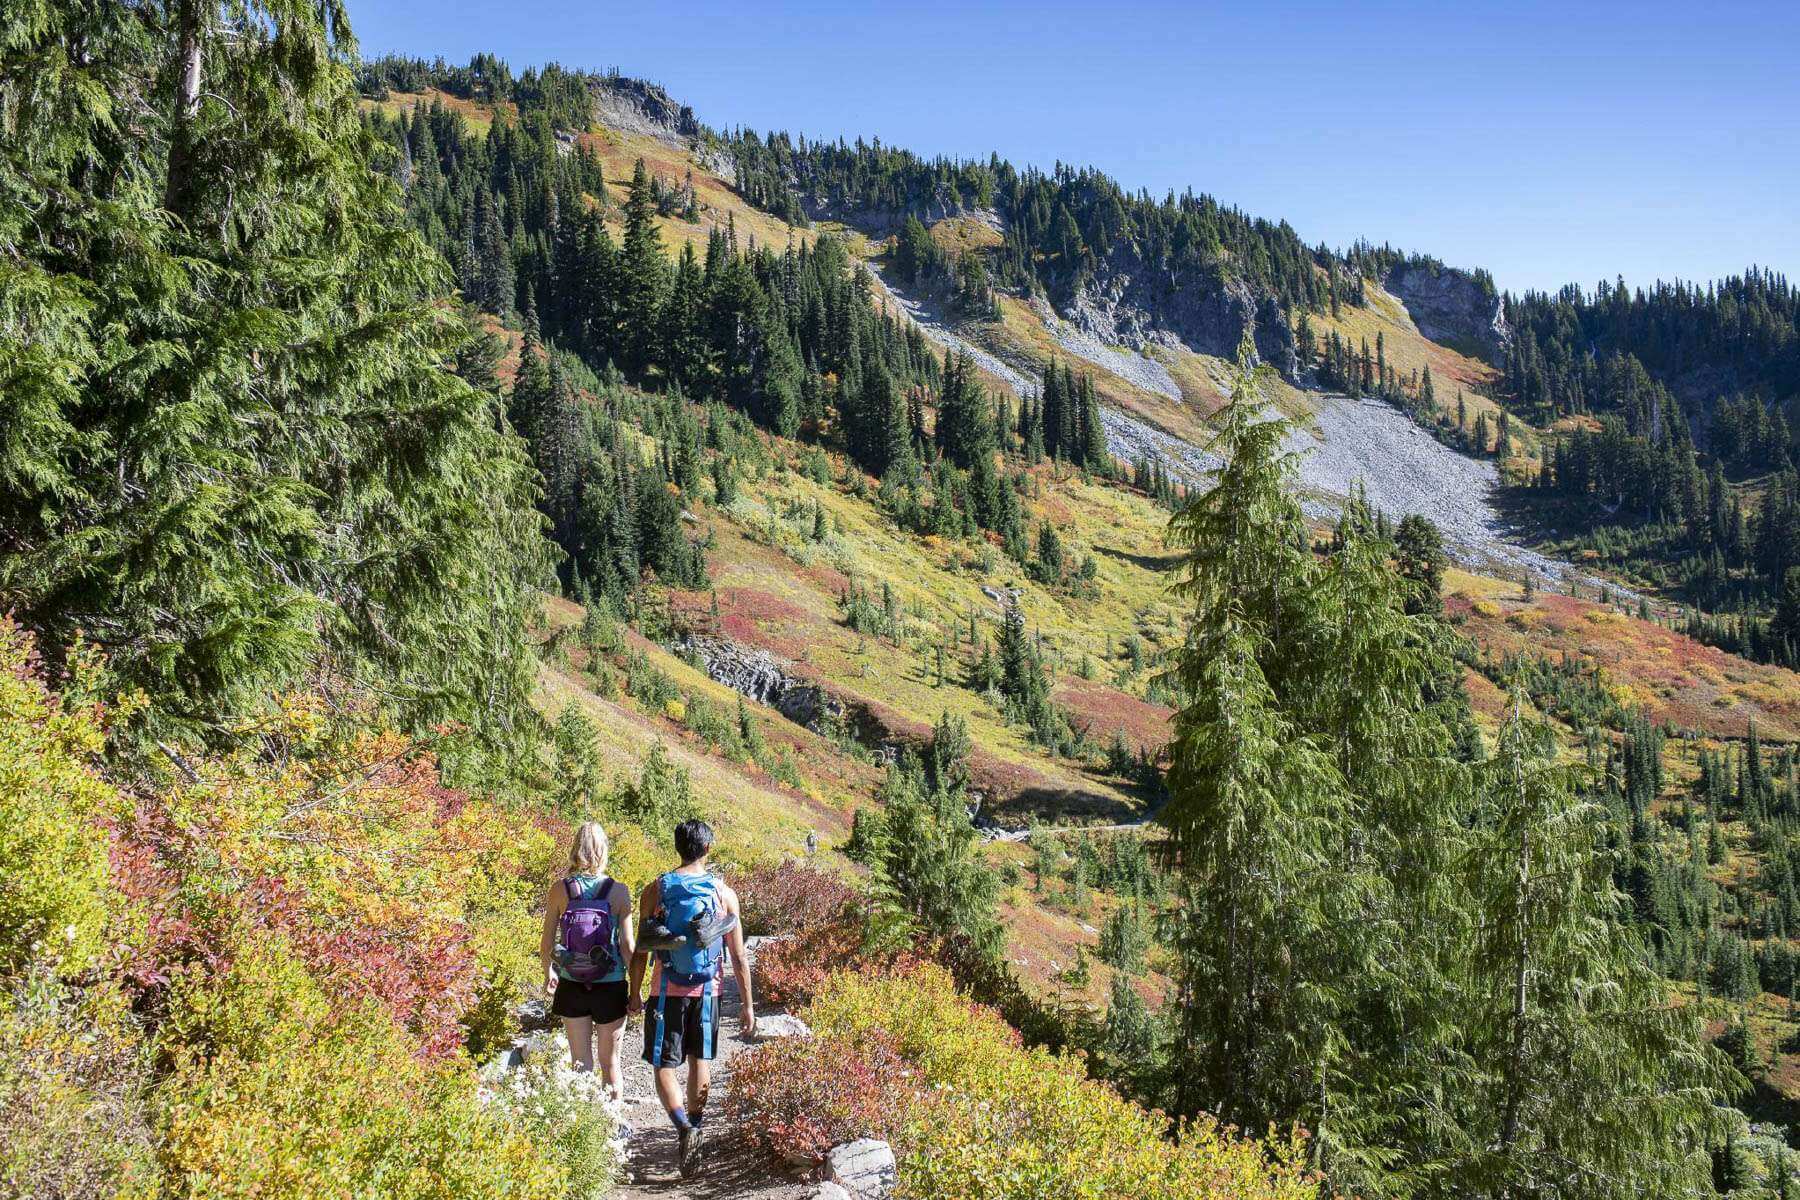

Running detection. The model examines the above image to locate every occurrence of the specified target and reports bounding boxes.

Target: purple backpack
[556,876,618,983]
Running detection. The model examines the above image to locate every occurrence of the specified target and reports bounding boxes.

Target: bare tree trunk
[164,0,204,217]
[1499,820,1530,1151]
[1498,701,1531,1189]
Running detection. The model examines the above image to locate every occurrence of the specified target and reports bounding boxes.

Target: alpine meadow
[5,3,1800,1199]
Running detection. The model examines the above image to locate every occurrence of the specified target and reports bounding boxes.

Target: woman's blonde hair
[569,821,610,876]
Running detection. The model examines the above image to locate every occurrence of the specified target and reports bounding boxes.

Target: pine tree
[1160,336,1732,1194]
[1099,894,1149,974]
[1459,699,1735,1198]
[618,158,667,372]
[935,352,994,469]
[1394,513,1447,614]
[1102,972,1159,1087]
[864,722,1003,959]
[0,0,551,744]
[1076,371,1109,470]
[1040,359,1070,459]
[1162,336,1350,1131]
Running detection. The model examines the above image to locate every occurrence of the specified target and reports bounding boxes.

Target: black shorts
[551,978,628,1023]
[643,989,720,1066]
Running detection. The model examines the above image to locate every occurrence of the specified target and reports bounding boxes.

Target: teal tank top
[556,873,625,983]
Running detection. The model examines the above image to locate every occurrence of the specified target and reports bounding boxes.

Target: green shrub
[0,624,120,976]
[488,1059,626,1199]
[806,966,1315,1200]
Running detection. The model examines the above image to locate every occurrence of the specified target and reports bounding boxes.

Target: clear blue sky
[351,0,1798,296]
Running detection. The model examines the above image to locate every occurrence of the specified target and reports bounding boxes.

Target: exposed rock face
[677,635,845,732]
[799,192,972,237]
[588,76,701,144]
[1384,261,1510,360]
[825,1139,897,1199]
[1065,245,1298,378]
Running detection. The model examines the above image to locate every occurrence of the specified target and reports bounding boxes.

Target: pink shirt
[650,958,715,998]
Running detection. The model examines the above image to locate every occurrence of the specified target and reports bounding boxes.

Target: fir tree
[0,0,552,744]
[618,158,667,372]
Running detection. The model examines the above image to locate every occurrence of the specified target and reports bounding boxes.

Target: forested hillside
[5,16,1800,1200]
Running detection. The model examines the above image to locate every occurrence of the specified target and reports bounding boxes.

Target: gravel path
[608,960,812,1200]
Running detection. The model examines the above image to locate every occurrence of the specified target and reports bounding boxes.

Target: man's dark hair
[674,819,715,864]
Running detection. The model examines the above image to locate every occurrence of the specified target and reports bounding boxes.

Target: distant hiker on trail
[628,819,754,1180]
[542,821,636,1101]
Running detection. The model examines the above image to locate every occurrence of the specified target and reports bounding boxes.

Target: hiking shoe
[677,1124,700,1179]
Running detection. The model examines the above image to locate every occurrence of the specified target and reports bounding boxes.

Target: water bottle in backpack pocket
[555,876,619,983]
[657,871,724,987]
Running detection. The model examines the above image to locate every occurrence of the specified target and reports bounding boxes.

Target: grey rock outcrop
[1384,261,1510,360]
[825,1139,896,1199]
[1065,246,1298,378]
[798,191,984,238]
[587,75,701,145]
[677,635,845,732]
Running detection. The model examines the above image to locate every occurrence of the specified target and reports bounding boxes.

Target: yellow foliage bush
[158,1000,560,1200]
[0,622,125,975]
[0,625,611,1198]
[805,966,1315,1200]
[1470,600,1502,618]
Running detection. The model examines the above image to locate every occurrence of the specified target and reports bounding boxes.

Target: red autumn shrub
[108,697,534,1058]
[725,1029,917,1167]
[752,920,865,1009]
[753,918,924,1010]
[732,860,862,937]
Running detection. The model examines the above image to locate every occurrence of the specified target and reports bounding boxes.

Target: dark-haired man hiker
[627,818,754,1180]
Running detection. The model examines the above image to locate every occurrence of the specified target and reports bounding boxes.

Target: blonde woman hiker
[541,821,636,1101]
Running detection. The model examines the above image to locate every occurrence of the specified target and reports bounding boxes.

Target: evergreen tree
[0,0,552,744]
[935,352,994,469]
[1394,513,1447,614]
[1102,972,1159,1089]
[1075,371,1109,470]
[864,721,1003,960]
[618,158,667,372]
[1452,697,1734,1197]
[1160,337,1732,1195]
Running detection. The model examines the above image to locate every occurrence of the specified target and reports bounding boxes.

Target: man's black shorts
[643,990,719,1066]
[551,978,629,1023]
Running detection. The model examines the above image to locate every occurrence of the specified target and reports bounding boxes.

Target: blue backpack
[555,876,618,983]
[657,871,724,987]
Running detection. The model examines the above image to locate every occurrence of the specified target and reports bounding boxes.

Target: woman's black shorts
[551,978,629,1023]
